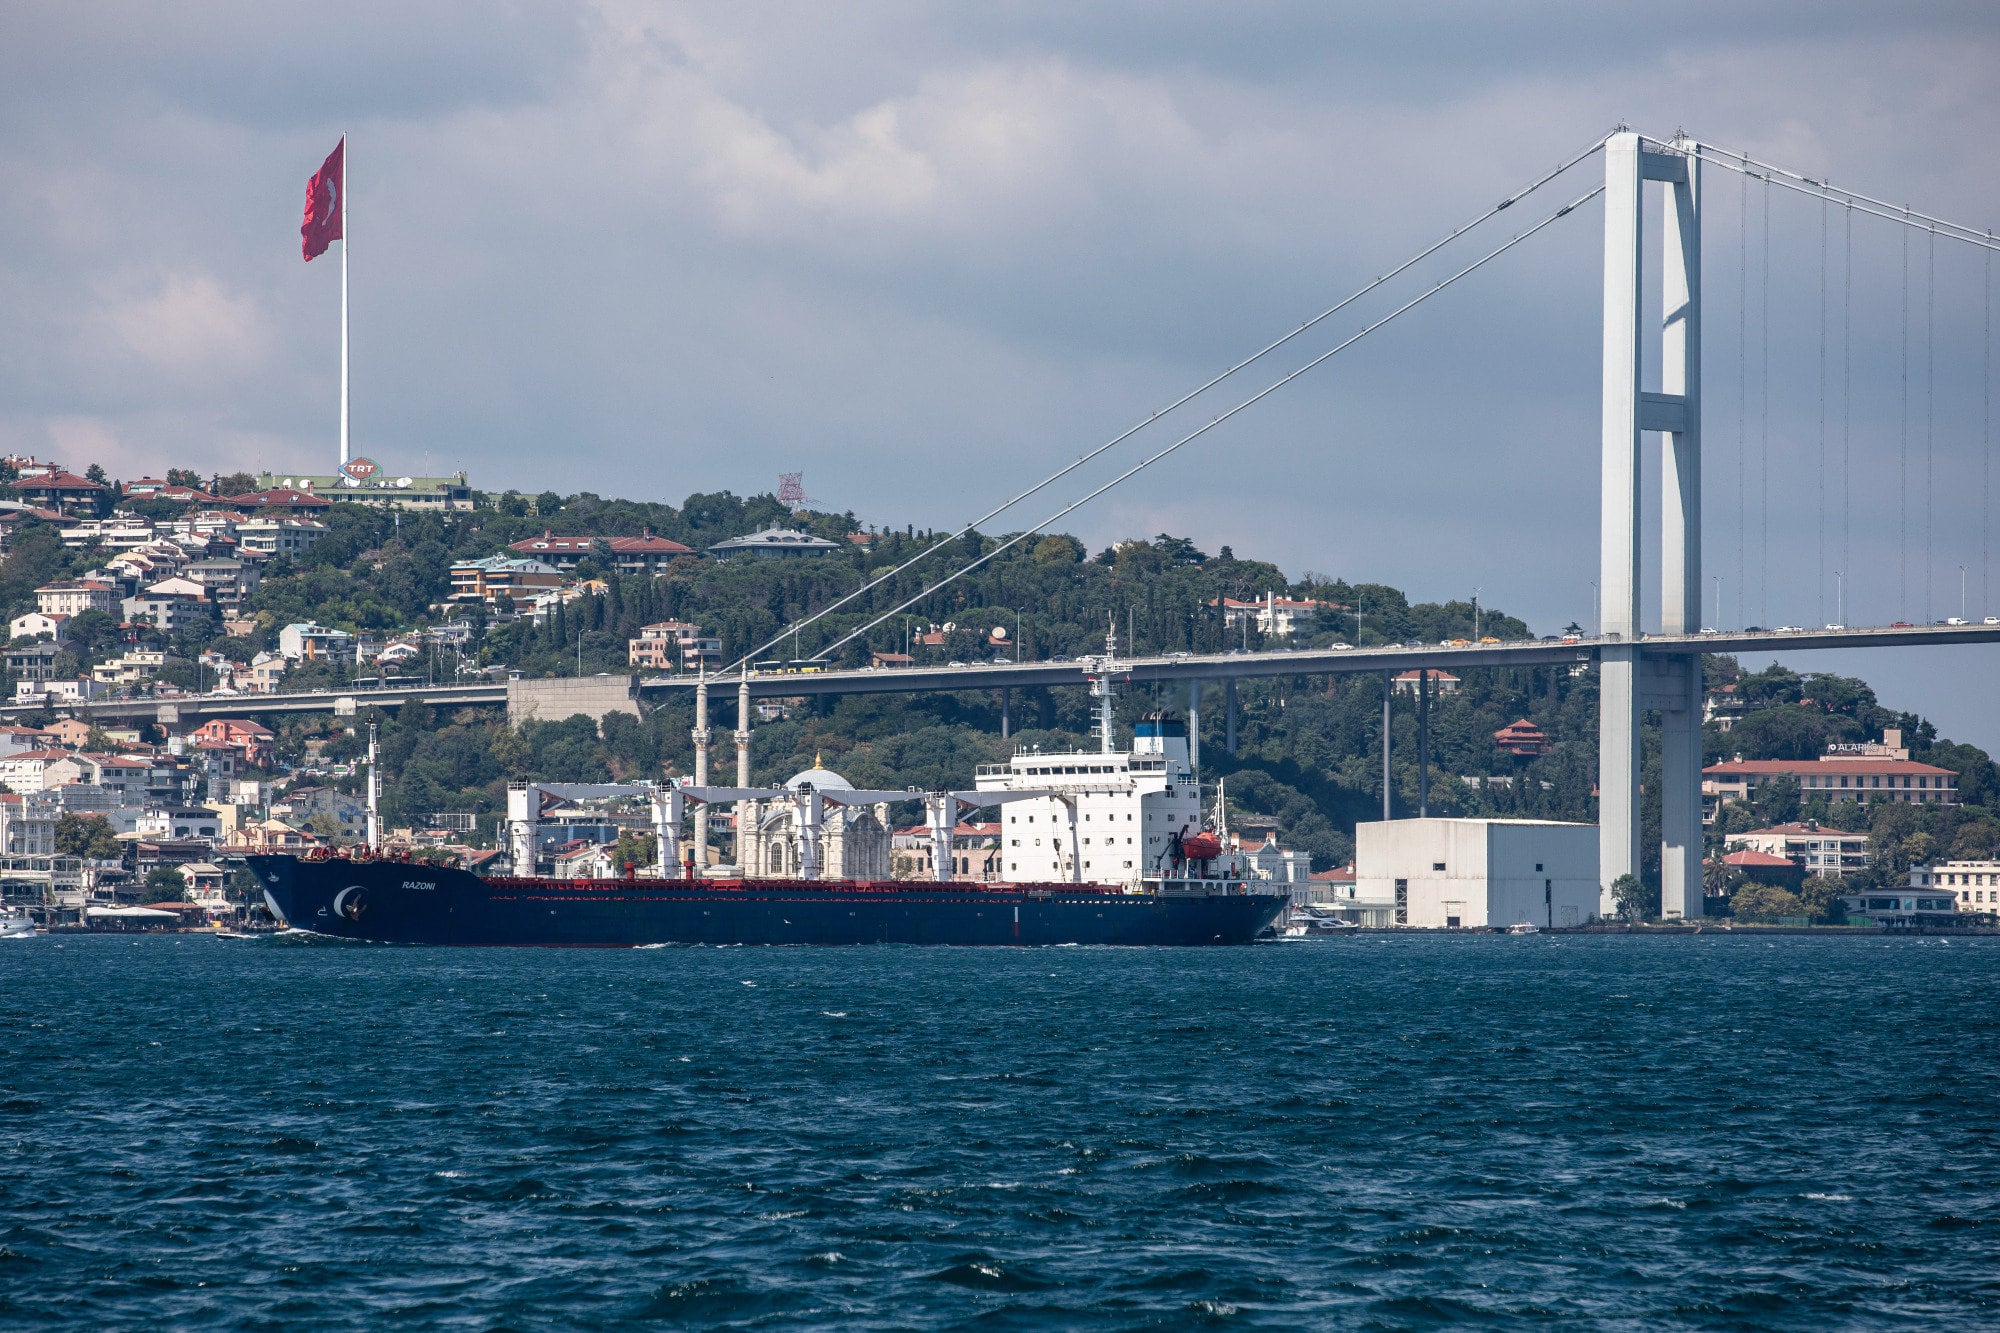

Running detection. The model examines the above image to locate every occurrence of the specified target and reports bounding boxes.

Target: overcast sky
[5,3,1999,742]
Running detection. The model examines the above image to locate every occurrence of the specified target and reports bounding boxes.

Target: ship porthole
[332,886,370,922]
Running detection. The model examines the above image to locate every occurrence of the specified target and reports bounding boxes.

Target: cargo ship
[248,631,1286,946]
[247,854,1282,946]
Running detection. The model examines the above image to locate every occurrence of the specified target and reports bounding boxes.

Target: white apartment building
[1726,821,1870,877]
[0,792,59,858]
[236,518,328,557]
[1907,861,2000,916]
[35,579,118,617]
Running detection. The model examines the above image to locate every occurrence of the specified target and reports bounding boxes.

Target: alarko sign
[340,456,381,483]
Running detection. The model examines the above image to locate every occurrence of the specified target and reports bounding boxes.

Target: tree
[611,831,658,870]
[1731,882,1806,923]
[1610,872,1647,921]
[1796,873,1846,923]
[140,867,186,904]
[166,468,202,488]
[84,463,108,485]
[215,471,256,496]
[56,813,121,860]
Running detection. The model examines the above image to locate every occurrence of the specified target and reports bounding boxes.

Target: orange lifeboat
[1179,832,1223,860]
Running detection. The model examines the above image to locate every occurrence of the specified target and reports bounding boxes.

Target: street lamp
[1960,565,1967,622]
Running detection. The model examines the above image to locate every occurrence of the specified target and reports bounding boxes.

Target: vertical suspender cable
[1986,231,1993,618]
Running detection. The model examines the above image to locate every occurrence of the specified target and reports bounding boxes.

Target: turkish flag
[301,139,343,261]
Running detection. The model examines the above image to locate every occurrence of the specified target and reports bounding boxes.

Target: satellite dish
[396,477,413,488]
[992,626,1008,640]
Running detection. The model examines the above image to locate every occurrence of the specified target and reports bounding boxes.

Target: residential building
[221,486,333,517]
[35,579,118,617]
[1906,861,2000,916]
[607,530,694,575]
[0,750,74,794]
[121,586,212,632]
[277,622,357,664]
[9,612,67,642]
[507,531,598,568]
[1703,742,1958,822]
[1493,719,1551,757]
[1726,821,1870,877]
[448,555,564,606]
[183,559,260,607]
[1355,817,1602,928]
[1212,591,1344,639]
[870,651,914,669]
[1234,829,1312,886]
[707,526,841,557]
[12,677,100,705]
[235,517,328,557]
[1721,848,1804,891]
[627,621,721,671]
[256,468,473,512]
[1391,668,1461,696]
[891,821,1004,881]
[272,784,362,830]
[0,792,58,858]
[1837,890,1959,928]
[91,650,166,687]
[224,818,318,853]
[2,642,61,682]
[245,652,288,692]
[190,718,276,769]
[59,518,158,551]
[14,471,106,515]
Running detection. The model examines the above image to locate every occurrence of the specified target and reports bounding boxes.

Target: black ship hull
[247,855,1286,947]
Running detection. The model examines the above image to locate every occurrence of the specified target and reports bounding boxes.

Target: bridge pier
[1417,666,1430,817]
[1381,672,1392,821]
[1598,130,1702,920]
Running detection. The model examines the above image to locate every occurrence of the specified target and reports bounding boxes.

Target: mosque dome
[785,753,853,792]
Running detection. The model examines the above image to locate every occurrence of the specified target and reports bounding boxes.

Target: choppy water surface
[3,934,1999,1328]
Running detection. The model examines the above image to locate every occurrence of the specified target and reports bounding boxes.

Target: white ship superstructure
[974,629,1226,890]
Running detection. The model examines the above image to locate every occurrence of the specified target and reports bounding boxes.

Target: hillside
[4,474,1998,898]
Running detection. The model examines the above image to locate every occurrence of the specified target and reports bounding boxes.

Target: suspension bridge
[26,128,1996,920]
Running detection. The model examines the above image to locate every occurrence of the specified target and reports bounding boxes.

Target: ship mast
[1081,616,1125,755]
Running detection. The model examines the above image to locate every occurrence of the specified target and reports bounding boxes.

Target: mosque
[734,759,892,880]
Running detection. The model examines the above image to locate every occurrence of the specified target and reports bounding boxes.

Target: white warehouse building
[1356,818,1600,929]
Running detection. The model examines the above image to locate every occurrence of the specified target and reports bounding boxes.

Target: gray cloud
[6,2,2000,741]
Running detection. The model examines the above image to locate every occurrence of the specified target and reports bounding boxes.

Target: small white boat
[1506,922,1542,935]
[0,908,40,939]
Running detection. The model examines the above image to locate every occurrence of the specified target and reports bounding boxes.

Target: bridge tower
[1600,131,1703,920]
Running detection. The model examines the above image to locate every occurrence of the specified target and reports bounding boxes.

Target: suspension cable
[1683,141,2000,254]
[720,136,1614,673]
[809,186,1606,662]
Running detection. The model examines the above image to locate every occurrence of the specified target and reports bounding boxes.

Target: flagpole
[339,133,349,468]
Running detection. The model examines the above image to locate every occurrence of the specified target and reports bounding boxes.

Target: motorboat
[0,907,40,939]
[1506,922,1542,934]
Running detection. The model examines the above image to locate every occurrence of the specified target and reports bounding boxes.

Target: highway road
[16,623,2000,725]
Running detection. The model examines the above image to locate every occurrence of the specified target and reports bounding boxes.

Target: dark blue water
[4,934,1999,1329]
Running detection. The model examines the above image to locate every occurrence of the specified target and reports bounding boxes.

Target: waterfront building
[1906,861,2000,916]
[1838,890,1959,928]
[1355,817,1600,928]
[1726,821,1870,877]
